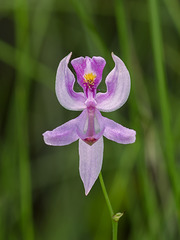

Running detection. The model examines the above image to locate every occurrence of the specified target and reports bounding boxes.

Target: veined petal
[79,137,104,195]
[43,119,78,146]
[103,117,136,144]
[71,56,86,88]
[56,52,86,111]
[90,56,106,88]
[96,53,130,112]
[43,111,86,146]
[77,109,104,145]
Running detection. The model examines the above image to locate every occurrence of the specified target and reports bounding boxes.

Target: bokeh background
[0,0,180,239]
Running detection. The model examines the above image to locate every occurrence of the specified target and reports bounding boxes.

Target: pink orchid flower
[43,52,136,195]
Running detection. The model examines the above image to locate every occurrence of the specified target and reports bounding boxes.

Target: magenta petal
[96,53,131,112]
[79,137,104,195]
[103,117,136,144]
[71,56,86,88]
[90,56,106,88]
[56,53,86,111]
[71,56,106,89]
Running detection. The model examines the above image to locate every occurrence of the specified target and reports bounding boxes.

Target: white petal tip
[66,52,72,61]
[124,130,136,144]
[131,130,136,143]
[85,188,91,196]
[82,180,93,196]
[132,132,136,143]
[42,131,48,143]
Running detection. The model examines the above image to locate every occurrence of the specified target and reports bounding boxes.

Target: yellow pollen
[83,73,96,86]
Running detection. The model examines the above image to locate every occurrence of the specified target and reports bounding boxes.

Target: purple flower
[43,52,136,195]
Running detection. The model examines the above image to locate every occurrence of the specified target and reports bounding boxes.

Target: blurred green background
[0,0,180,239]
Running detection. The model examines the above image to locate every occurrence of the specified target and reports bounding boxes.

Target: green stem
[99,172,122,240]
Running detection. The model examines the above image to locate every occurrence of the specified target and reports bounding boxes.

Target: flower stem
[99,172,123,240]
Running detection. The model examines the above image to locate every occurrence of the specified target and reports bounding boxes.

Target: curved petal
[42,111,86,146]
[71,56,86,88]
[79,137,104,195]
[103,117,136,144]
[56,52,86,111]
[89,56,106,88]
[96,53,131,112]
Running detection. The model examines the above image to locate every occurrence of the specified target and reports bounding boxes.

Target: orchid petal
[43,111,86,146]
[71,56,86,88]
[71,56,106,90]
[96,53,130,112]
[43,119,79,146]
[90,56,106,88]
[79,137,104,195]
[103,117,136,144]
[56,52,86,111]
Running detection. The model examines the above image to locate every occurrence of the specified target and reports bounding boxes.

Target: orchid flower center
[83,73,96,88]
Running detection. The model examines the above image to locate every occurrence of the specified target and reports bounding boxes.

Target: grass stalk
[148,0,180,221]
[14,0,34,239]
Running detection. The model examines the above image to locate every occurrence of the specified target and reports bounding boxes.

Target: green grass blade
[14,0,34,239]
[70,0,111,63]
[0,40,54,90]
[163,0,180,37]
[148,0,180,222]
